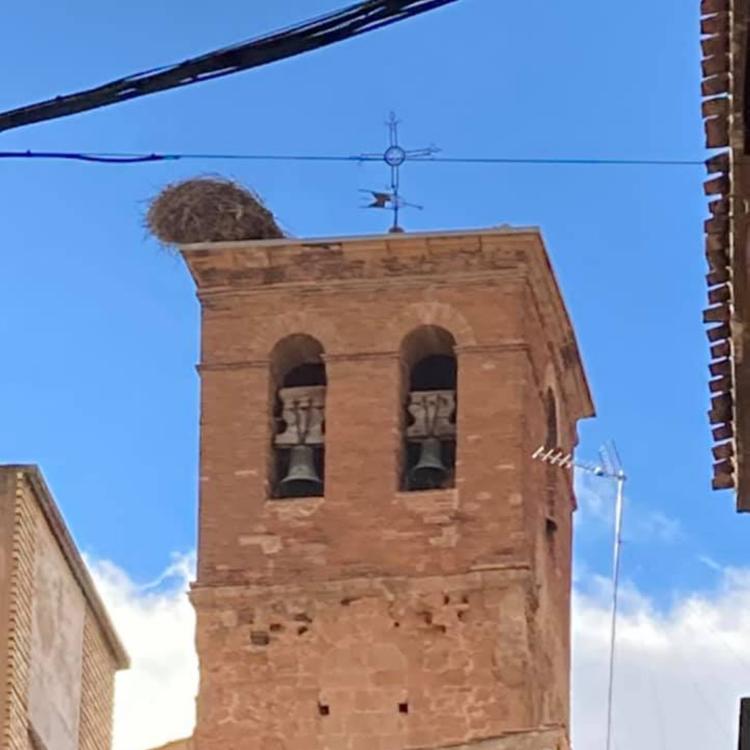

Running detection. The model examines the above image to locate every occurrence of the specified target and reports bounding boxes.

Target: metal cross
[360,112,439,233]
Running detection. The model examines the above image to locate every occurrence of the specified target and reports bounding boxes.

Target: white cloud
[573,568,748,749]
[89,552,750,750]
[574,470,683,544]
[86,553,198,750]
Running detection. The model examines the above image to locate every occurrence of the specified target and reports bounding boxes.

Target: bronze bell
[408,436,448,490]
[279,444,323,497]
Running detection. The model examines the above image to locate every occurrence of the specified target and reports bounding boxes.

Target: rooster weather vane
[360,112,439,233]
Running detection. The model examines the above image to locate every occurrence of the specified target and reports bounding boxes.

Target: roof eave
[4,465,130,669]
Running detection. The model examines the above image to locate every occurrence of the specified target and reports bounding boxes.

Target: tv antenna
[360,111,438,233]
[532,440,627,750]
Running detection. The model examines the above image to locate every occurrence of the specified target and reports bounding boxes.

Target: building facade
[181,227,593,750]
[0,465,128,750]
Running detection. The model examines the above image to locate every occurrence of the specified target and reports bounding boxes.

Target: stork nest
[146,177,283,247]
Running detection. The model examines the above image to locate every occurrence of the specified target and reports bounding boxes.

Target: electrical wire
[0,151,168,164]
[0,0,459,134]
[0,150,707,167]
[671,641,736,746]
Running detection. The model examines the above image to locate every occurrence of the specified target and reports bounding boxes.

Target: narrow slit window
[544,387,559,536]
[545,387,558,450]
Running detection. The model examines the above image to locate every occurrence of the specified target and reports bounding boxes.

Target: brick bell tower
[181,227,594,750]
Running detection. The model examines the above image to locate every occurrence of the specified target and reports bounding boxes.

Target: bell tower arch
[399,325,458,492]
[269,334,327,499]
[182,227,594,750]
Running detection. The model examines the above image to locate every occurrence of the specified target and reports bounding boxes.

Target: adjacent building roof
[1,465,129,668]
[700,0,750,509]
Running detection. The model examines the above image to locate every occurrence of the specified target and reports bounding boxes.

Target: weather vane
[360,112,439,233]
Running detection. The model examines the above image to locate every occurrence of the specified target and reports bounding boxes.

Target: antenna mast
[533,442,627,750]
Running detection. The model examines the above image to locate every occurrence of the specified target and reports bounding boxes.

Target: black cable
[0,0,459,134]
[0,150,707,167]
[0,151,168,164]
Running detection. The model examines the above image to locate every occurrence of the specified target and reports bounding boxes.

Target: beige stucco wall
[78,612,119,750]
[28,504,87,750]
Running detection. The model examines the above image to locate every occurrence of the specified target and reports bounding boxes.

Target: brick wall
[2,471,37,750]
[0,470,13,748]
[521,283,578,726]
[78,612,116,750]
[183,229,593,750]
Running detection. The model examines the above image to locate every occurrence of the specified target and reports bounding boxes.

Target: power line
[0,150,707,167]
[432,156,704,166]
[0,151,169,164]
[0,0,459,134]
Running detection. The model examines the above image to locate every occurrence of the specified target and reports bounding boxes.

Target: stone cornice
[189,564,532,604]
[181,226,541,255]
[196,269,524,303]
[182,229,533,296]
[197,343,531,375]
[197,359,269,373]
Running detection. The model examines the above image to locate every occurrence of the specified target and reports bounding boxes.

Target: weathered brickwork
[0,466,128,750]
[2,470,37,750]
[194,571,555,750]
[78,611,117,750]
[0,471,10,747]
[182,228,594,750]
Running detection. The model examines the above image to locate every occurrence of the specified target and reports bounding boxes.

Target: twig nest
[146,177,283,246]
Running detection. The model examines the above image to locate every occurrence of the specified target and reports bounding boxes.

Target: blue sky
[2,0,746,610]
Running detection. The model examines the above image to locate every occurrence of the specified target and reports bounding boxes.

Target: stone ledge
[145,737,194,750]
[190,566,532,607]
[414,726,567,750]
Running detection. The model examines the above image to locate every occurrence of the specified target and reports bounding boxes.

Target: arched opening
[399,326,457,491]
[269,334,326,499]
[545,388,558,449]
[544,387,559,537]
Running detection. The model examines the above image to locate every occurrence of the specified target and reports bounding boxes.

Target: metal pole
[530,443,626,750]
[605,470,626,750]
